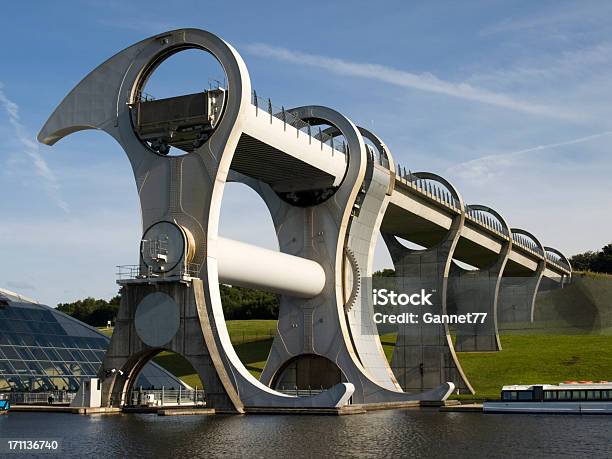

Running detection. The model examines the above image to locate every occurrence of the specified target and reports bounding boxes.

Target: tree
[57,297,117,327]
[219,285,278,320]
[590,243,612,274]
[373,268,395,277]
[570,243,612,274]
[570,250,596,271]
[57,286,280,324]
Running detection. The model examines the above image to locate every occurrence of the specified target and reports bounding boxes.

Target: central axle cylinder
[217,237,326,298]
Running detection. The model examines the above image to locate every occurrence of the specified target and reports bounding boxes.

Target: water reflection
[1,410,609,458]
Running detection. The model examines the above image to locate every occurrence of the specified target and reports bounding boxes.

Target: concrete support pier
[381,173,474,395]
[499,229,547,325]
[100,281,241,412]
[449,205,511,352]
[498,272,544,324]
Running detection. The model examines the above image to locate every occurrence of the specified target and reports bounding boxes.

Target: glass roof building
[0,288,185,392]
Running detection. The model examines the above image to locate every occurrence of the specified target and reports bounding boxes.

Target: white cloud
[0,83,69,213]
[448,130,612,182]
[244,43,582,121]
[479,3,612,36]
[467,43,612,90]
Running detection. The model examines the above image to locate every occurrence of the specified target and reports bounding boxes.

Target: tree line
[570,243,612,274]
[57,296,121,328]
[56,286,279,327]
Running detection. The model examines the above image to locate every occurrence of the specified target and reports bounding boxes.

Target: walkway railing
[395,168,461,211]
[465,207,509,237]
[366,144,391,168]
[278,387,325,397]
[116,263,201,281]
[545,251,571,271]
[126,387,205,407]
[1,391,76,405]
[511,233,544,257]
[251,90,348,155]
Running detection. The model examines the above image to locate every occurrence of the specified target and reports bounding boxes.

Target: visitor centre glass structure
[0,288,184,392]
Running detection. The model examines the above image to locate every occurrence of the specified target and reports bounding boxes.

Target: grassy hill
[535,272,612,332]
[381,332,612,400]
[455,334,612,399]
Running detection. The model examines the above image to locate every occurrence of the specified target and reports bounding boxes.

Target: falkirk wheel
[38,29,571,412]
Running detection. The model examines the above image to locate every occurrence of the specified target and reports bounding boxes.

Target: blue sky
[1,1,611,306]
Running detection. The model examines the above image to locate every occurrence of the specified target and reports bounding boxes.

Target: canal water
[1,410,609,458]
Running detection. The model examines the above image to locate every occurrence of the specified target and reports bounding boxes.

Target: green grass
[456,334,612,400]
[149,352,204,388]
[98,321,612,399]
[154,339,273,388]
[97,320,276,388]
[225,320,277,343]
[573,270,612,280]
[381,332,612,400]
[97,327,113,337]
[98,320,276,341]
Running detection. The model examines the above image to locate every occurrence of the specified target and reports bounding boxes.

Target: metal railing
[277,387,326,397]
[365,144,390,168]
[135,91,156,102]
[511,233,544,257]
[395,168,461,211]
[545,251,571,271]
[1,389,205,407]
[465,207,509,237]
[229,330,276,344]
[250,90,398,169]
[126,387,205,407]
[251,90,348,155]
[1,391,76,405]
[116,263,201,281]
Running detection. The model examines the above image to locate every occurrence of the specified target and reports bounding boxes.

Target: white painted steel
[217,237,326,298]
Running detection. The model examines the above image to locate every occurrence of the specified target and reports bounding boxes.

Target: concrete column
[381,179,474,394]
[100,280,242,412]
[449,206,511,352]
[449,262,505,352]
[499,228,547,325]
[499,264,545,324]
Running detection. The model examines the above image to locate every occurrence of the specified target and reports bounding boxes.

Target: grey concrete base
[382,212,475,395]
[99,281,242,412]
[448,205,511,352]
[10,406,122,415]
[449,268,503,352]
